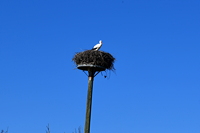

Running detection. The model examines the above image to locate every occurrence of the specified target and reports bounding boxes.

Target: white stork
[92,40,103,51]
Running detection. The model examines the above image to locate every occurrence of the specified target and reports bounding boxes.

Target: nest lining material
[72,50,115,70]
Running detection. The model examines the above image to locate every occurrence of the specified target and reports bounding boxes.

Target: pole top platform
[77,64,106,71]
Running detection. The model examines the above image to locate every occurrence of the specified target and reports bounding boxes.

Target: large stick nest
[72,50,115,71]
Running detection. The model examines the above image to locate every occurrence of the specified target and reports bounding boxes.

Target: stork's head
[99,40,103,44]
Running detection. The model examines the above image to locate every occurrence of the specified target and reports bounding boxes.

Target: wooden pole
[84,69,95,133]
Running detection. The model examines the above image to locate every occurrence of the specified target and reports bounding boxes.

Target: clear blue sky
[1,0,200,133]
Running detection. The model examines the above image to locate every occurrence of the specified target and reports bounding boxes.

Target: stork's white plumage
[92,40,103,51]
